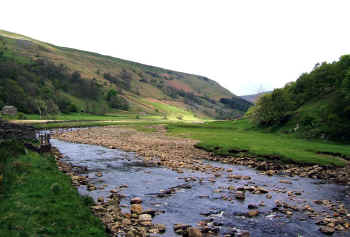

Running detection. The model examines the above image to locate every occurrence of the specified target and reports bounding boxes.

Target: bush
[177,115,183,120]
[16,112,26,120]
[50,183,61,194]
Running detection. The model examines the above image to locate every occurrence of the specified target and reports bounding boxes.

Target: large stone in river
[319,226,335,235]
[131,204,143,214]
[188,227,202,237]
[247,210,259,217]
[154,224,166,233]
[235,191,245,200]
[139,214,152,222]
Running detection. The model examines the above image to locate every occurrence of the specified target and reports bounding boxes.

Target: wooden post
[39,133,51,153]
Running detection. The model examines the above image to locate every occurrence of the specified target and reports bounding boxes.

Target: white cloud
[1,0,350,95]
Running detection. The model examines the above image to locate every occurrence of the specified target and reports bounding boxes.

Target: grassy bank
[0,141,107,237]
[31,118,205,130]
[32,120,172,129]
[167,119,350,167]
[4,112,162,121]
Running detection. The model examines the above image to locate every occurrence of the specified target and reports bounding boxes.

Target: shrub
[177,115,183,120]
[16,112,26,120]
[50,182,61,194]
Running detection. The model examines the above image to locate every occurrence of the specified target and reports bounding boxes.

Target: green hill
[0,29,251,120]
[248,55,350,141]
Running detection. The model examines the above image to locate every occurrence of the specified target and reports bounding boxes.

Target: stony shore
[51,125,350,236]
[51,147,169,236]
[53,126,350,185]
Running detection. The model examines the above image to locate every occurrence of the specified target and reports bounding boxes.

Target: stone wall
[1,106,18,116]
[0,120,36,141]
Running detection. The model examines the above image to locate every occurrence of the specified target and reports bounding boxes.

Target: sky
[1,1,350,95]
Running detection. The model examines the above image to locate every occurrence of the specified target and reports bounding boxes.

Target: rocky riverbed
[51,126,350,236]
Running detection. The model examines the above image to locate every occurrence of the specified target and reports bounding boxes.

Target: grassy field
[167,119,350,167]
[32,120,173,129]
[0,141,107,237]
[141,99,201,121]
[5,109,204,123]
[18,112,156,121]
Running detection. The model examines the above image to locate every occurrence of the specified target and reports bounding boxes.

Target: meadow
[167,119,350,167]
[0,141,107,237]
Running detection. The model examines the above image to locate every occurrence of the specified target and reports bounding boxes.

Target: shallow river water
[51,138,350,237]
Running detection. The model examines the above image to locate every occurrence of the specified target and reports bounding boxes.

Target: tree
[106,89,129,110]
[250,89,294,126]
[34,99,47,118]
[106,89,117,101]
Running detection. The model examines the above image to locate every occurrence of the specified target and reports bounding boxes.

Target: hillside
[248,55,350,141]
[240,91,272,104]
[0,29,250,120]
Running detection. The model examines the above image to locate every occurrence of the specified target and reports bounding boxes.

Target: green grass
[22,112,142,121]
[32,119,175,129]
[3,112,167,122]
[0,141,107,236]
[142,99,200,121]
[167,119,350,167]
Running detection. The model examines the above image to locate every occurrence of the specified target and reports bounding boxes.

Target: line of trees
[220,97,253,112]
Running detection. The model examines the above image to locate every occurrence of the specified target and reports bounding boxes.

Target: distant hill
[240,91,272,104]
[0,29,250,120]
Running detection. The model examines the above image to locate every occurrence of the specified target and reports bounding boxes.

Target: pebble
[96,172,103,177]
[248,204,258,209]
[97,196,104,202]
[247,210,259,217]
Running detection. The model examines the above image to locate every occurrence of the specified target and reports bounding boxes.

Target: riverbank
[0,140,108,236]
[52,125,350,236]
[53,125,350,184]
[167,119,350,167]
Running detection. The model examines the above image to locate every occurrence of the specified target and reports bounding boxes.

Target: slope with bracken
[0,29,252,120]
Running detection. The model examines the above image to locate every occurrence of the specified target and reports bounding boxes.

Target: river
[51,138,350,237]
